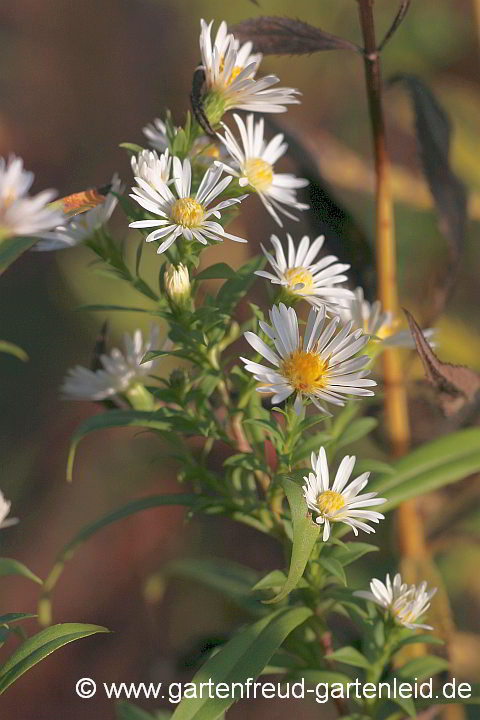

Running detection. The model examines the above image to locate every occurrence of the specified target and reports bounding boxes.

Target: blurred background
[0,0,479,717]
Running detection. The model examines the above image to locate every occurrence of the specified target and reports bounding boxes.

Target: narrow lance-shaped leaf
[39,493,200,626]
[231,17,361,55]
[0,623,108,694]
[377,1,412,51]
[0,559,43,585]
[0,341,28,362]
[390,75,467,320]
[0,237,36,276]
[405,308,480,416]
[264,477,320,604]
[171,606,312,720]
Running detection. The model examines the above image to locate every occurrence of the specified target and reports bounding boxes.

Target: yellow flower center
[281,350,329,393]
[245,158,273,192]
[316,490,345,515]
[285,267,314,292]
[170,197,205,228]
[200,145,221,159]
[219,59,245,86]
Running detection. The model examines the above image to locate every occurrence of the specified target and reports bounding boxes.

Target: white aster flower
[129,156,247,254]
[303,447,385,541]
[33,174,122,251]
[256,233,353,310]
[131,149,172,187]
[0,490,19,530]
[338,287,435,349]
[143,118,170,152]
[217,114,308,226]
[355,573,437,631]
[62,326,161,401]
[241,303,376,415]
[199,19,300,116]
[0,155,62,240]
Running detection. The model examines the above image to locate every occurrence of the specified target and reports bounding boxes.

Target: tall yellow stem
[356,0,427,563]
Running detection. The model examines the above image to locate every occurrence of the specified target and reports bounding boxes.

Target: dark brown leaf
[405,309,480,416]
[231,17,360,55]
[378,1,412,52]
[391,76,468,322]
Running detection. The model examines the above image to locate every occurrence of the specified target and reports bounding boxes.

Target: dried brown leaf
[231,17,360,55]
[405,309,480,415]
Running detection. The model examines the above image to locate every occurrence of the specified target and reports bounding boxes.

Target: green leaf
[242,418,284,447]
[390,690,417,718]
[0,236,36,275]
[317,557,347,586]
[195,263,235,280]
[40,494,199,624]
[370,428,480,510]
[0,623,108,693]
[398,655,449,681]
[75,304,152,313]
[67,409,196,481]
[166,557,263,615]
[0,613,37,626]
[0,341,28,361]
[326,646,370,669]
[116,701,159,720]
[170,606,312,720]
[252,570,308,592]
[216,255,266,312]
[297,669,353,687]
[335,417,378,450]
[290,432,331,466]
[119,142,144,153]
[0,559,42,585]
[264,477,319,604]
[394,633,444,650]
[328,542,378,567]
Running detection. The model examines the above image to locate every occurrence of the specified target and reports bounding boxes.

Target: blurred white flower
[33,175,122,250]
[62,326,161,401]
[217,114,308,226]
[0,490,18,530]
[256,233,353,310]
[337,287,435,349]
[129,156,247,254]
[199,19,300,116]
[0,155,62,240]
[241,303,376,415]
[143,118,170,152]
[355,573,437,631]
[303,447,385,541]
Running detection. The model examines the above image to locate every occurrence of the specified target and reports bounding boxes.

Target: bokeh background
[1,1,479,718]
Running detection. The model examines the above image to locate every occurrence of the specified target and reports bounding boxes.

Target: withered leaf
[391,76,468,321]
[231,17,360,55]
[405,309,480,416]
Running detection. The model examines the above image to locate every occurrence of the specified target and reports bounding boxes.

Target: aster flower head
[256,233,353,310]
[143,118,170,153]
[241,303,376,415]
[338,287,435,349]
[131,149,172,188]
[129,156,247,254]
[143,117,225,168]
[303,447,385,541]
[199,19,300,121]
[217,114,308,226]
[33,175,122,251]
[0,490,19,530]
[62,326,161,402]
[355,573,437,631]
[0,155,63,240]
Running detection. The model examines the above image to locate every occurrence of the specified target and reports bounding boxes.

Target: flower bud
[164,263,191,307]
